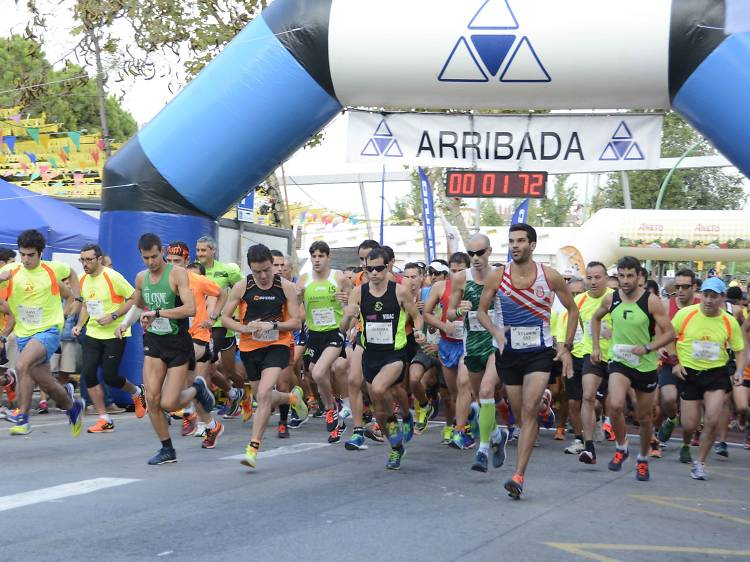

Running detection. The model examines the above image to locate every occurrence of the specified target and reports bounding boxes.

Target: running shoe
[5,407,22,424]
[290,386,309,420]
[181,413,198,437]
[312,402,326,418]
[9,421,31,435]
[288,411,308,429]
[36,399,49,414]
[507,426,519,442]
[194,421,208,438]
[68,398,85,438]
[636,459,650,481]
[325,408,338,433]
[278,423,290,439]
[565,439,584,455]
[679,444,692,464]
[328,425,344,444]
[441,425,453,445]
[578,449,597,465]
[429,397,440,420]
[594,420,605,443]
[202,420,224,449]
[691,430,701,447]
[132,385,147,418]
[602,421,615,441]
[490,427,508,468]
[538,389,555,429]
[345,432,368,451]
[148,447,177,465]
[690,461,707,480]
[87,418,114,433]
[504,473,524,500]
[649,437,662,458]
[2,370,16,403]
[386,420,403,448]
[216,405,228,417]
[471,449,489,472]
[608,448,629,471]
[192,376,215,413]
[468,402,480,437]
[658,417,676,443]
[403,416,415,443]
[224,388,245,418]
[415,403,434,434]
[365,422,385,443]
[240,444,257,468]
[240,393,254,423]
[362,405,374,423]
[449,430,475,450]
[714,441,729,458]
[553,427,565,440]
[386,447,404,470]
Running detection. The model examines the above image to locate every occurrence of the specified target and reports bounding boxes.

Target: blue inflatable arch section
[100,0,749,389]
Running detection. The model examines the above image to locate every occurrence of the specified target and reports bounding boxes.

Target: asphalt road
[2,409,750,562]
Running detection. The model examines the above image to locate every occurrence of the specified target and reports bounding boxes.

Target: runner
[71,243,147,433]
[572,262,615,464]
[657,269,700,459]
[447,234,499,450]
[591,256,675,481]
[341,247,424,469]
[478,224,578,499]
[272,249,297,438]
[423,253,470,444]
[221,244,308,469]
[0,247,17,406]
[298,241,351,443]
[115,233,212,465]
[668,277,745,480]
[0,229,85,436]
[164,242,228,448]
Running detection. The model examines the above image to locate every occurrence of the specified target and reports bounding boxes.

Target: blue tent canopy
[0,178,98,255]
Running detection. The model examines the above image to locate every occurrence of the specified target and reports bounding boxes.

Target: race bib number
[585,320,610,339]
[253,329,279,342]
[510,326,541,350]
[467,311,486,332]
[573,324,584,344]
[150,317,172,334]
[613,344,640,365]
[86,300,104,318]
[18,305,43,326]
[366,322,393,345]
[425,327,441,345]
[450,321,465,340]
[692,340,721,361]
[312,307,336,326]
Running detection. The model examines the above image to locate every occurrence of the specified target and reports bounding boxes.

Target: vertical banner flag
[379,164,386,245]
[507,199,530,261]
[417,167,437,263]
[237,188,256,222]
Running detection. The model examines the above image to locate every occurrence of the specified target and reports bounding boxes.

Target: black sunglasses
[467,248,489,258]
[365,265,387,273]
[674,284,693,290]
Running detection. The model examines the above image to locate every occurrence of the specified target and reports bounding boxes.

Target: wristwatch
[272,321,279,330]
[155,310,161,318]
[74,296,84,303]
[111,312,118,320]
[644,343,652,353]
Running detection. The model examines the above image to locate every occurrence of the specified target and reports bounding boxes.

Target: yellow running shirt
[80,267,135,340]
[672,304,744,371]
[576,288,614,359]
[0,260,70,337]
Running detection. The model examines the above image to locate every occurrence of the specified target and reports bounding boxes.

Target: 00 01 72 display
[445,170,548,199]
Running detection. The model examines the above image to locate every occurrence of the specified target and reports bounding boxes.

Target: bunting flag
[73,172,84,186]
[2,135,16,153]
[68,131,81,150]
[58,150,68,163]
[91,148,100,166]
[27,127,40,143]
[24,151,37,164]
[9,114,20,123]
[39,133,50,150]
[62,145,71,156]
[29,171,40,181]
[20,161,28,173]
[96,138,106,150]
[49,156,58,169]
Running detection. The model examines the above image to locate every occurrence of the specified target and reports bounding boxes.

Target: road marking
[0,478,140,513]
[545,543,750,562]
[710,469,750,482]
[628,494,750,526]
[220,442,330,461]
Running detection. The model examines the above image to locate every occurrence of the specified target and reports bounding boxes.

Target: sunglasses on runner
[365,265,387,273]
[467,248,489,258]
[674,284,693,290]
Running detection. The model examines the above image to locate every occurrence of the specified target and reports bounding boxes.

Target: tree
[0,35,137,142]
[538,174,577,226]
[592,112,746,210]
[480,199,504,226]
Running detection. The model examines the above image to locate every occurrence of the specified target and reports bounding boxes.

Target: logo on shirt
[24,281,34,293]
[374,301,383,312]
[253,295,277,301]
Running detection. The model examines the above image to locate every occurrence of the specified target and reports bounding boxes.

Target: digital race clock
[445,170,548,199]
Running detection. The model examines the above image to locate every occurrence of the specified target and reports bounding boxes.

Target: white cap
[429,261,449,273]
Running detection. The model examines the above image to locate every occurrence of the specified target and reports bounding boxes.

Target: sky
[1,1,746,220]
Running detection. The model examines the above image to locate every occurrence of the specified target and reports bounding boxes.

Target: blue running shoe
[5,408,23,424]
[471,449,489,472]
[386,447,404,470]
[386,421,403,448]
[403,416,414,443]
[490,427,509,468]
[449,430,476,450]
[192,376,215,413]
[148,447,177,465]
[68,398,85,437]
[468,402,480,437]
[344,432,368,451]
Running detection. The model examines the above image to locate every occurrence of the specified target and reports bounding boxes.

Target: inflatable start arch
[100,0,750,383]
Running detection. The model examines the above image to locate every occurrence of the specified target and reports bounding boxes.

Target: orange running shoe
[504,473,524,500]
[602,421,615,441]
[201,420,224,449]
[553,426,565,440]
[181,412,198,436]
[87,418,115,433]
[240,394,254,423]
[2,371,16,403]
[132,385,147,419]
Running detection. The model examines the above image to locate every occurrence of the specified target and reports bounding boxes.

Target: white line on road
[0,478,140,513]
[221,442,330,461]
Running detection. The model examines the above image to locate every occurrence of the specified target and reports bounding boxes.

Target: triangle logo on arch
[360,118,404,158]
[599,121,646,162]
[439,0,551,84]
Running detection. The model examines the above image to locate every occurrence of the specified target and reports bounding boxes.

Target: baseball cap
[700,277,726,294]
[428,260,449,274]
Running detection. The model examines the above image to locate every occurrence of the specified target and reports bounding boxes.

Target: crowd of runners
[1,225,748,499]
